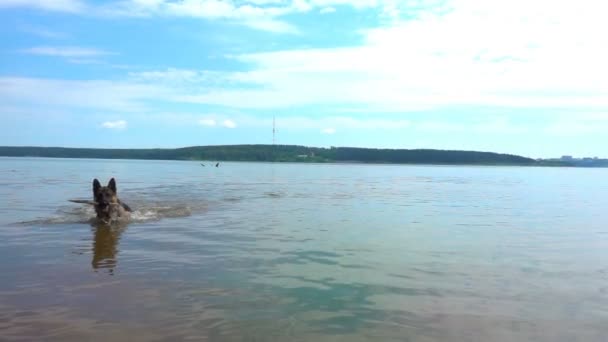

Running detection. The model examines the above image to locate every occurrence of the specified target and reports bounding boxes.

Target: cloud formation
[196,0,607,110]
[0,0,84,13]
[18,24,68,39]
[0,77,166,112]
[15,0,607,111]
[21,46,113,57]
[222,119,237,128]
[3,0,608,156]
[101,120,127,129]
[198,118,217,126]
[1,0,439,33]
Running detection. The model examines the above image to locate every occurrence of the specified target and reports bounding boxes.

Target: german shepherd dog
[92,178,132,224]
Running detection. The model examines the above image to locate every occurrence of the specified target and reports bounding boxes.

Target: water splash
[19,200,203,226]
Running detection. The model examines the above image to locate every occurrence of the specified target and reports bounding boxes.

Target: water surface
[1,157,607,341]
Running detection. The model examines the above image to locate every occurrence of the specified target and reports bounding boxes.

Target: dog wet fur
[92,178,132,224]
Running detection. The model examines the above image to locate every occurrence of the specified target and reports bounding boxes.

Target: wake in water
[19,199,206,226]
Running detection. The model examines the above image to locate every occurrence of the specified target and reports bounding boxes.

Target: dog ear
[93,179,101,194]
[108,178,117,193]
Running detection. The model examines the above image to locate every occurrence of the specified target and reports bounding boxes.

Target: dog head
[92,178,120,217]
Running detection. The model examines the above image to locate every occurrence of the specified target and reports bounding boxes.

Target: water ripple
[1,159,608,341]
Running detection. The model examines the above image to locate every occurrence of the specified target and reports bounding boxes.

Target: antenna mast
[273,115,276,145]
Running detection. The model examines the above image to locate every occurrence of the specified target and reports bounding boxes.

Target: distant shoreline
[0,144,599,167]
[0,155,553,168]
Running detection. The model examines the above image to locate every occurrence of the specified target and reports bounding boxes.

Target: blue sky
[1,0,607,158]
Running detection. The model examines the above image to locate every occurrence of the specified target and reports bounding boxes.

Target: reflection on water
[91,222,127,274]
[1,158,608,341]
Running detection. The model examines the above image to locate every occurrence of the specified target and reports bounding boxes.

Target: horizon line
[0,144,582,160]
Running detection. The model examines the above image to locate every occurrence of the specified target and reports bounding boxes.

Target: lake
[1,157,607,341]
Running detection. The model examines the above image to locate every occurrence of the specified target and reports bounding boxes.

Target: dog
[92,178,132,224]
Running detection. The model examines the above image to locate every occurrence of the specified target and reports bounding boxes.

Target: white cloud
[66,58,106,65]
[222,119,237,128]
[168,0,608,110]
[248,0,284,4]
[242,19,299,34]
[21,46,113,57]
[164,0,238,18]
[101,120,127,129]
[0,77,167,112]
[198,118,217,126]
[98,0,299,33]
[291,0,312,12]
[5,0,608,113]
[0,0,416,33]
[0,0,84,12]
[236,115,411,131]
[130,68,202,82]
[321,128,336,134]
[544,113,608,136]
[416,117,527,134]
[308,0,377,9]
[3,0,301,33]
[18,25,68,39]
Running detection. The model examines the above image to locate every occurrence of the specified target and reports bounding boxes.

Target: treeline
[0,145,541,165]
[326,147,535,165]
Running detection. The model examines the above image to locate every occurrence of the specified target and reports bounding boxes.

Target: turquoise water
[1,157,607,341]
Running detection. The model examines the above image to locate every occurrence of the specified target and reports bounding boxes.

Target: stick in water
[68,199,97,205]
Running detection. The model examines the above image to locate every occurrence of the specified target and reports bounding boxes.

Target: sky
[1,0,607,158]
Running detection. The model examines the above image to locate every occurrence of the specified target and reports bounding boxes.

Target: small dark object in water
[216,162,220,167]
[201,163,205,167]
[69,199,97,205]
